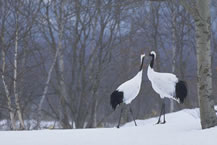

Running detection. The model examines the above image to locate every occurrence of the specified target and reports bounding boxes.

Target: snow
[0,108,217,145]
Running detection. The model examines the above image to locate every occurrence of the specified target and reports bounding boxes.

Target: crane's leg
[156,100,164,124]
[161,99,166,124]
[117,105,124,128]
[129,104,137,126]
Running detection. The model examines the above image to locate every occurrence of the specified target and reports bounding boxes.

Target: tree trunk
[14,19,25,129]
[195,0,217,129]
[150,0,217,129]
[170,5,176,113]
[151,3,161,71]
[37,45,59,128]
[0,8,16,130]
[57,39,71,128]
[1,48,16,130]
[55,1,71,128]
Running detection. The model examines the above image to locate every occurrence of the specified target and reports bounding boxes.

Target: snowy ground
[0,108,217,145]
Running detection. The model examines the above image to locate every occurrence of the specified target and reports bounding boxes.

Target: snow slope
[0,108,217,145]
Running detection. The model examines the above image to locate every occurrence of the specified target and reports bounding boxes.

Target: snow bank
[0,108,216,145]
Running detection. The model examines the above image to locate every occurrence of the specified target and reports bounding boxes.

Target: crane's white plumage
[150,51,156,59]
[147,66,179,101]
[147,51,187,124]
[117,70,143,104]
[117,53,145,103]
[140,54,145,60]
[110,53,145,110]
[110,53,145,127]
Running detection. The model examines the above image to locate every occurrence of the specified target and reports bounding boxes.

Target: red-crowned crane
[147,51,187,124]
[110,53,145,128]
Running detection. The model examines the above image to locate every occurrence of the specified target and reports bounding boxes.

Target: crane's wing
[150,71,178,97]
[117,71,143,104]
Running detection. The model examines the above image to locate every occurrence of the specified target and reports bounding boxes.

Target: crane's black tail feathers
[110,90,123,110]
[175,80,187,104]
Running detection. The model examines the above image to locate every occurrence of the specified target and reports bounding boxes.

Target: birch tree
[14,7,25,129]
[54,0,71,129]
[193,0,217,129]
[179,0,217,129]
[1,47,16,130]
[170,2,176,113]
[151,0,217,129]
[37,42,59,128]
[0,1,16,130]
[38,0,72,128]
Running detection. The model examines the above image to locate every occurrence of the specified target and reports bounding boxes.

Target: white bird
[110,53,145,128]
[147,51,187,124]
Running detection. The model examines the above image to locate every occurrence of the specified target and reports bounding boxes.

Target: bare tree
[151,0,217,129]
[14,8,25,130]
[37,42,59,128]
[1,48,16,130]
[193,0,217,129]
[54,0,71,129]
[0,0,42,130]
[170,2,176,112]
[0,1,17,130]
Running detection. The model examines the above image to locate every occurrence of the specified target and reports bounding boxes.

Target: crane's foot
[117,124,121,128]
[160,121,166,124]
[155,120,161,125]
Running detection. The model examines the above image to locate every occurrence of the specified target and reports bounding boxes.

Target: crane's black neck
[150,55,154,68]
[139,57,145,71]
